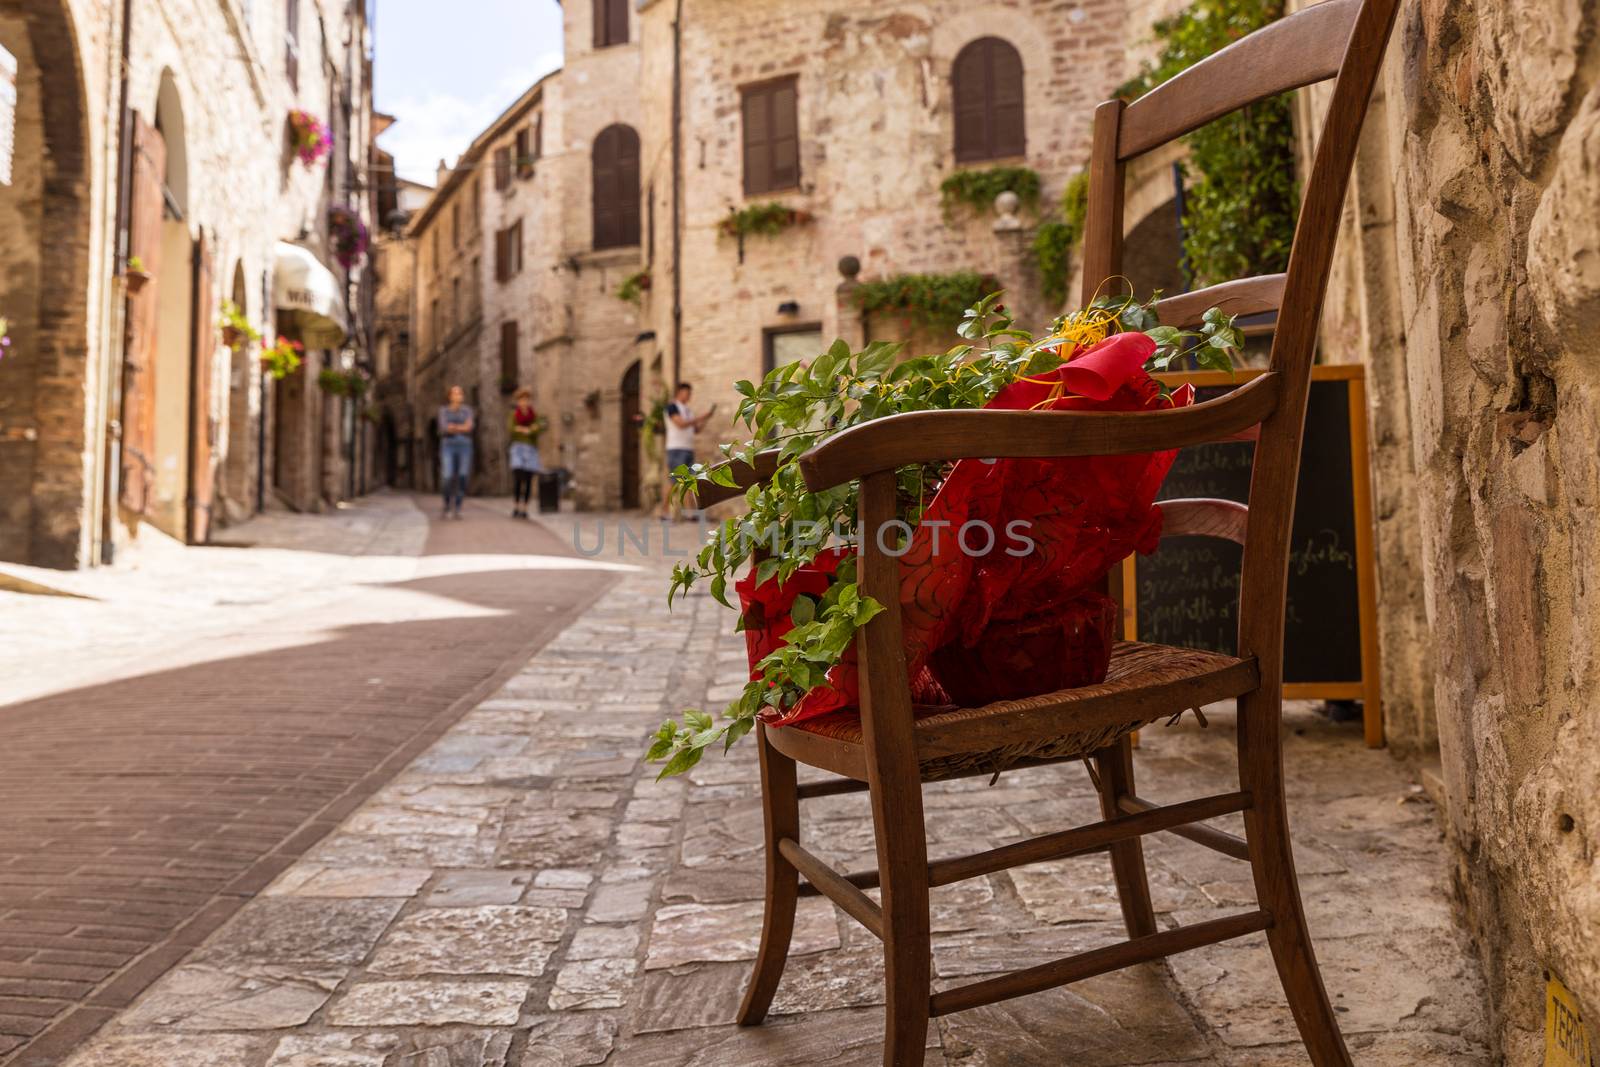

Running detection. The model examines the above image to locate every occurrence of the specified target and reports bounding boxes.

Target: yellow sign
[1548,975,1595,1067]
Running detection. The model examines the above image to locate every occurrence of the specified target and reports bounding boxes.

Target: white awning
[273,241,348,348]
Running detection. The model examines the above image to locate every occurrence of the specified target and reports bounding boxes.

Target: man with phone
[663,382,715,519]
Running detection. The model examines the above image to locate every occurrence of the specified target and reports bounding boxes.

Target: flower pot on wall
[124,269,150,295]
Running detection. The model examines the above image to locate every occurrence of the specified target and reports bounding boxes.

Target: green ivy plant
[1032,170,1091,304]
[316,367,369,398]
[939,166,1041,220]
[853,270,999,329]
[616,271,651,306]
[646,291,1242,777]
[719,201,813,240]
[1120,0,1298,285]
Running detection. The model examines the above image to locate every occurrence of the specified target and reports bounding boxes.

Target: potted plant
[218,300,261,351]
[124,256,150,294]
[646,291,1242,777]
[260,336,304,379]
[328,205,370,269]
[616,271,651,306]
[288,109,333,168]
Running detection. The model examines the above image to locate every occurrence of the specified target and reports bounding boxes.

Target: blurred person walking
[508,388,546,519]
[438,385,475,519]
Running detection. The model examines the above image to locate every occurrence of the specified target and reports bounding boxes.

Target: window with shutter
[451,203,460,248]
[494,146,512,191]
[742,76,800,196]
[510,221,523,275]
[285,0,299,89]
[593,0,628,48]
[591,124,641,250]
[500,321,520,385]
[515,128,534,177]
[952,37,1026,163]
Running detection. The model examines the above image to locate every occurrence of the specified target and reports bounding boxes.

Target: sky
[373,0,564,186]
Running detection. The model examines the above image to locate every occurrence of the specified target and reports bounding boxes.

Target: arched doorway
[0,1,93,568]
[620,359,641,510]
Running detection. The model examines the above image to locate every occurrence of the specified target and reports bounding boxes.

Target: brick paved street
[42,513,1492,1067]
[0,497,623,1065]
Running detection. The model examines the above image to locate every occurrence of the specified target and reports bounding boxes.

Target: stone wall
[1313,0,1600,1058]
[636,0,1128,471]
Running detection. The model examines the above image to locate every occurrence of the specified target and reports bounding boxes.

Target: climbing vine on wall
[939,166,1041,219]
[852,271,1000,327]
[1032,170,1090,304]
[1119,0,1299,286]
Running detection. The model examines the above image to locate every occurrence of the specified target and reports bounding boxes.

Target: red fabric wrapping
[742,332,1194,726]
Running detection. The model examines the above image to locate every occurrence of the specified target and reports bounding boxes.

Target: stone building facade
[404,7,646,511]
[0,0,375,568]
[631,0,1129,508]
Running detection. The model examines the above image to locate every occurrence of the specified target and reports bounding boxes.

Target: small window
[496,221,524,282]
[593,0,628,48]
[470,175,481,226]
[451,202,460,248]
[471,257,481,313]
[764,324,825,375]
[451,277,460,329]
[430,298,440,344]
[500,320,520,385]
[952,38,1026,162]
[592,125,641,250]
[285,0,300,90]
[493,146,512,191]
[515,128,534,178]
[742,77,799,196]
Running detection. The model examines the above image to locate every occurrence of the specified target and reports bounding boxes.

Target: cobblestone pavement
[48,514,1490,1067]
[0,497,624,1065]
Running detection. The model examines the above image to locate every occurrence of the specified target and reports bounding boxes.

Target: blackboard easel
[1121,364,1384,747]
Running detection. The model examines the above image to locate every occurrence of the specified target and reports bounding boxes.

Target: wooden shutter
[121,114,165,516]
[285,0,299,88]
[494,146,512,190]
[500,320,519,385]
[953,38,1026,162]
[516,128,533,177]
[742,77,799,195]
[592,124,640,249]
[187,234,215,544]
[495,228,507,282]
[594,0,627,47]
[510,221,523,275]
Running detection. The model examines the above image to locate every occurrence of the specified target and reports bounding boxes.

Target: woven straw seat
[766,641,1258,783]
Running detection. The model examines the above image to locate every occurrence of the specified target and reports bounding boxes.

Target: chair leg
[737,725,800,1026]
[873,773,932,1067]
[1237,690,1353,1066]
[1094,736,1159,939]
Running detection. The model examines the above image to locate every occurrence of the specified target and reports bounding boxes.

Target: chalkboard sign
[1123,364,1383,745]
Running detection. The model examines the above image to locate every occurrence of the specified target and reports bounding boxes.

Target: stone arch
[0,0,93,568]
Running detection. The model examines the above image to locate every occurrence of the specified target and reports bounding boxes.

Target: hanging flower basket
[288,109,333,168]
[260,336,304,379]
[218,300,260,351]
[328,205,370,270]
[124,256,150,295]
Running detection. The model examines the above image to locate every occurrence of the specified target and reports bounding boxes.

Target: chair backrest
[1078,0,1400,684]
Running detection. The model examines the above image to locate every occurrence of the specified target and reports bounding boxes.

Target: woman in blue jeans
[437,386,475,519]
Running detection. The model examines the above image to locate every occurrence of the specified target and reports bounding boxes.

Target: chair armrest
[1153,275,1285,330]
[799,372,1279,493]
[691,448,780,508]
[1159,498,1248,545]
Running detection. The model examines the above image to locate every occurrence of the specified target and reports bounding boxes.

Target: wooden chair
[710,2,1400,1062]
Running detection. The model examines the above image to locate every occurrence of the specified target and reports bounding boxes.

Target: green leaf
[657,745,705,780]
[790,595,816,626]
